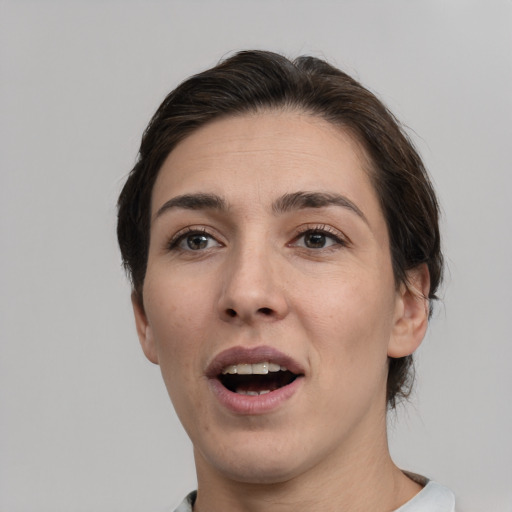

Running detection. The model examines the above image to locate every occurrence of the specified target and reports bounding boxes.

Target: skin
[133,111,430,512]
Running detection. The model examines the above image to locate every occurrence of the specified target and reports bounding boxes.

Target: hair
[117,50,443,408]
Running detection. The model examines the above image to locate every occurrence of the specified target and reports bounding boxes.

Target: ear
[131,292,159,365]
[388,264,431,358]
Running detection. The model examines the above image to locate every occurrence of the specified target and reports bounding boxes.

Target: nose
[217,242,290,325]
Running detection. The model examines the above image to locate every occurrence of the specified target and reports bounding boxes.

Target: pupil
[188,234,208,250]
[305,233,325,248]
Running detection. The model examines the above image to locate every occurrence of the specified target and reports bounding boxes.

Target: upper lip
[205,346,305,378]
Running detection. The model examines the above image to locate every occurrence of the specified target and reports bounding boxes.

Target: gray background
[1,1,511,511]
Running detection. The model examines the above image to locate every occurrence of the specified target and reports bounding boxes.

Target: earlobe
[131,292,159,365]
[388,264,431,358]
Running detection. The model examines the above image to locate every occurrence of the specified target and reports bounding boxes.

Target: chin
[215,457,303,485]
[196,436,312,485]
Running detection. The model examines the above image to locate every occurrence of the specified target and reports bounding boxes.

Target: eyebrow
[272,191,368,224]
[155,193,228,219]
[155,191,368,224]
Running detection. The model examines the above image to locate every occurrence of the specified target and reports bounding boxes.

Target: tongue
[235,381,278,394]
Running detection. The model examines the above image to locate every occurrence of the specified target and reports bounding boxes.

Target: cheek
[294,269,395,380]
[146,266,212,333]
[143,272,214,385]
[145,282,212,433]
[298,266,395,333]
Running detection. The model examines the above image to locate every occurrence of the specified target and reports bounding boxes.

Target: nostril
[258,307,273,316]
[226,309,237,318]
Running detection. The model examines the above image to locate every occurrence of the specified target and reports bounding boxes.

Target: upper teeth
[221,362,287,375]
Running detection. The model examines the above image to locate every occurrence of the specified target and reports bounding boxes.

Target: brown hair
[117,50,443,408]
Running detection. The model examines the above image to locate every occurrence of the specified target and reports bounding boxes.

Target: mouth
[218,362,299,395]
[206,346,305,413]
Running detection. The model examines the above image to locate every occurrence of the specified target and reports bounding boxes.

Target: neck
[192,416,421,512]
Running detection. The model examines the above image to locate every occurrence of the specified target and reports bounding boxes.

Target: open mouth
[218,362,300,396]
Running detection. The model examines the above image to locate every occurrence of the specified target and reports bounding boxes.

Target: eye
[291,227,345,249]
[169,229,222,251]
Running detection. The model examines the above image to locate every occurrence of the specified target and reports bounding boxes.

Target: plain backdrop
[1,1,511,511]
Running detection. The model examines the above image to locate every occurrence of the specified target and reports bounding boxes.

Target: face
[133,111,427,485]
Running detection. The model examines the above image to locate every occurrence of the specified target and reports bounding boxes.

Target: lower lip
[208,377,303,415]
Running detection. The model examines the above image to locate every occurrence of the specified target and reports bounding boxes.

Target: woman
[117,50,455,511]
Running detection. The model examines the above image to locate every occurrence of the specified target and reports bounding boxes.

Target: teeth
[252,362,268,374]
[236,389,271,395]
[221,361,285,375]
[236,364,252,375]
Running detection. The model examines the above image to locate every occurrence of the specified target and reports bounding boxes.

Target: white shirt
[173,480,456,511]
[395,480,455,511]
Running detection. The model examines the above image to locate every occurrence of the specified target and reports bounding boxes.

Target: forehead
[151,111,381,222]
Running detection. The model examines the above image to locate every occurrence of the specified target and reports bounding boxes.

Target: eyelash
[167,227,222,252]
[291,224,348,250]
[167,224,348,252]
